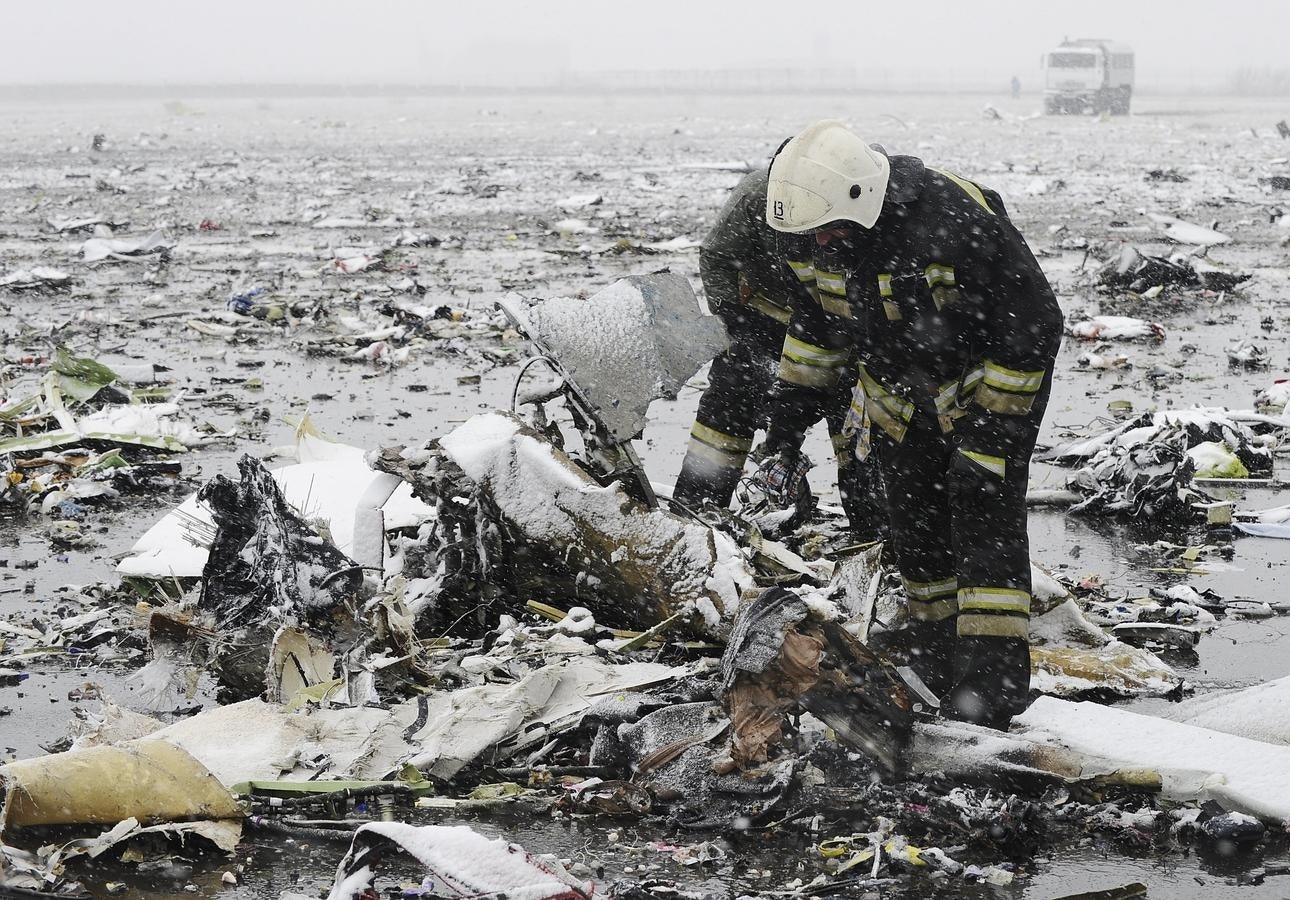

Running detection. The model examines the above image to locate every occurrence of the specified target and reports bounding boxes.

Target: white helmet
[766,120,890,232]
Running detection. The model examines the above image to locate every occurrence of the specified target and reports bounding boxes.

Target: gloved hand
[751,450,813,508]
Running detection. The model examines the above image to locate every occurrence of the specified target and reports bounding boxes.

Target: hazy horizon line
[3,79,1287,100]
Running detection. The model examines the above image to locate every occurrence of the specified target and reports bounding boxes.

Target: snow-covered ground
[3,90,1290,897]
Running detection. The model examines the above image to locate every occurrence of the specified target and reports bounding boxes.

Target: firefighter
[758,120,1063,728]
[672,166,886,539]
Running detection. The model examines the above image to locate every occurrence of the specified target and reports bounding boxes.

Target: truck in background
[1043,39,1134,115]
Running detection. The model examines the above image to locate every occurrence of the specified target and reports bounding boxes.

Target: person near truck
[757,120,1063,728]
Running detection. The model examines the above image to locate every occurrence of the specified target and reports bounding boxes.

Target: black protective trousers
[872,377,1051,727]
[673,316,781,512]
[673,313,886,539]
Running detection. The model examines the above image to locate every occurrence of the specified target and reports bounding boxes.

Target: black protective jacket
[699,169,794,330]
[765,154,1064,451]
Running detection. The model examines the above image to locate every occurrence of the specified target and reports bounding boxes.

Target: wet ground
[3,90,1290,897]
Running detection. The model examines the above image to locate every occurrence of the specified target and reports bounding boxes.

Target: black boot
[838,451,890,543]
[905,618,956,700]
[942,636,1030,730]
[671,457,743,517]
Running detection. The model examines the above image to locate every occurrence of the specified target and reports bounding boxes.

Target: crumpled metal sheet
[619,700,796,831]
[503,273,728,443]
[719,586,810,693]
[1049,409,1286,522]
[326,822,593,900]
[197,454,366,701]
[399,412,748,634]
[0,739,241,832]
[404,655,688,780]
[718,588,912,777]
[1098,245,1199,292]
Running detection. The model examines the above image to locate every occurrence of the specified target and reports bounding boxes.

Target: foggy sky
[7,1,1287,87]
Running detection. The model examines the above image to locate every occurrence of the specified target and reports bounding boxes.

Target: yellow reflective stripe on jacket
[958,585,1030,637]
[780,359,841,388]
[924,264,956,288]
[787,259,816,284]
[909,596,959,622]
[858,368,914,423]
[958,613,1029,639]
[865,399,908,442]
[748,294,791,324]
[904,578,960,622]
[983,360,1045,394]
[815,269,846,296]
[813,269,851,317]
[783,335,848,367]
[780,336,845,387]
[690,422,754,455]
[819,293,854,319]
[859,367,914,443]
[904,576,958,601]
[930,167,995,215]
[877,274,899,318]
[958,586,1031,615]
[975,384,1036,415]
[933,368,983,416]
[684,436,747,471]
[784,332,846,363]
[959,448,1006,478]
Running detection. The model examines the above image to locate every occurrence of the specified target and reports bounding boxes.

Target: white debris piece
[0,267,72,289]
[1077,351,1131,370]
[146,699,412,786]
[1160,675,1290,745]
[1069,315,1164,341]
[1235,522,1290,539]
[439,412,746,619]
[326,823,593,900]
[1040,406,1290,464]
[117,431,434,579]
[1243,503,1290,524]
[76,403,212,448]
[1028,599,1178,697]
[1030,563,1070,609]
[555,193,603,210]
[552,218,595,235]
[47,215,127,234]
[642,235,701,252]
[313,217,376,229]
[1185,440,1248,478]
[1016,697,1290,822]
[1225,339,1267,368]
[1255,380,1290,414]
[403,654,689,779]
[80,228,169,262]
[332,254,378,274]
[1,397,220,455]
[1147,212,1231,246]
[509,274,727,443]
[680,160,755,172]
[556,607,596,635]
